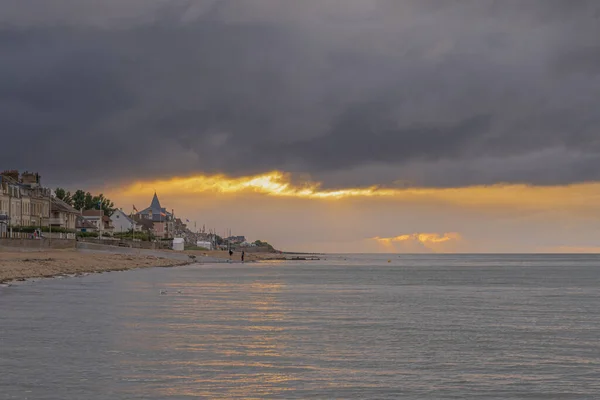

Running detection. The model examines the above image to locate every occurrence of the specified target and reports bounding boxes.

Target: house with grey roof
[76,216,97,233]
[136,193,172,221]
[135,193,174,238]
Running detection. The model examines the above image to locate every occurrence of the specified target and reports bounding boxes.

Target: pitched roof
[82,209,104,217]
[110,209,137,225]
[133,217,155,231]
[150,192,161,210]
[76,216,97,229]
[136,192,173,221]
[51,197,80,214]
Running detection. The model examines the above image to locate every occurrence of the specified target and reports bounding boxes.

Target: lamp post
[8,184,12,238]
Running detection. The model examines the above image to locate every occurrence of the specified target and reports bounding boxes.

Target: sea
[1,254,599,399]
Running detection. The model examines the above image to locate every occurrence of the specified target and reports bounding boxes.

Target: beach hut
[172,237,184,251]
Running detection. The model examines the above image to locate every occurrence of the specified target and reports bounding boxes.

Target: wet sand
[184,249,315,262]
[0,250,189,284]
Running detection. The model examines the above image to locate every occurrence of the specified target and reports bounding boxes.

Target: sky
[2,0,600,252]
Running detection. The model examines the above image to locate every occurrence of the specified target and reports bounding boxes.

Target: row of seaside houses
[0,170,179,239]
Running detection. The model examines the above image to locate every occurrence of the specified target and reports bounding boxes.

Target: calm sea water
[1,254,600,399]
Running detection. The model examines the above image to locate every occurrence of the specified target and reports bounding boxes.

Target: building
[133,217,155,236]
[19,171,51,228]
[110,209,142,233]
[81,210,114,236]
[50,197,80,230]
[0,171,51,233]
[0,174,23,227]
[76,216,98,233]
[227,236,246,245]
[135,193,174,238]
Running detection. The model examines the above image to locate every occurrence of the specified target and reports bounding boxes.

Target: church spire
[150,192,162,210]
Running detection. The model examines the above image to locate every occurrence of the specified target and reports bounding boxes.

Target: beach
[0,246,313,284]
[0,249,189,284]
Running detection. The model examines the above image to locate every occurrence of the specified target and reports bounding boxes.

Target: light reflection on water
[1,254,600,399]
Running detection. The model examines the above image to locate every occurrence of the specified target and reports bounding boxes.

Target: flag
[132,204,139,213]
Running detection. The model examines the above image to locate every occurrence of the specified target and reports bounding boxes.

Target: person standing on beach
[241,251,245,262]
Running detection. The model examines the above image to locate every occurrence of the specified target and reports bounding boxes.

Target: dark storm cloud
[1,0,600,187]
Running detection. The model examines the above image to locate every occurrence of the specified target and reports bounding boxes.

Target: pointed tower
[150,192,162,211]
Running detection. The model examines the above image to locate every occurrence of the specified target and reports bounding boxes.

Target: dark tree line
[54,188,115,215]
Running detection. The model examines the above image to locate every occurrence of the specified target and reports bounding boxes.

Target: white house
[110,209,142,233]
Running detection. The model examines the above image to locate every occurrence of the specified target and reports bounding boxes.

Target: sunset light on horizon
[113,170,600,213]
[98,171,600,253]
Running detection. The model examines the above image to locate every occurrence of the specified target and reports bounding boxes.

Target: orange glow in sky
[372,232,462,244]
[103,171,600,253]
[371,233,463,252]
[118,170,600,214]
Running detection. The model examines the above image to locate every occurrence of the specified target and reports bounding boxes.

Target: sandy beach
[0,246,317,284]
[0,249,189,284]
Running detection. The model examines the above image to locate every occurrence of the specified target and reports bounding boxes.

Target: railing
[0,231,76,239]
[0,231,30,239]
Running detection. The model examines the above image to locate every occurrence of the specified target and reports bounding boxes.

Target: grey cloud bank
[1,0,600,188]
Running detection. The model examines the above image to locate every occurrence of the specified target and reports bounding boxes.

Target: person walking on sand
[241,251,245,263]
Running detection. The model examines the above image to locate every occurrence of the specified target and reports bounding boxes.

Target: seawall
[0,238,76,251]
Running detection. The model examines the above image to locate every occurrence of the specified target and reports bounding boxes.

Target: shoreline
[182,249,321,262]
[0,248,320,285]
[0,249,193,285]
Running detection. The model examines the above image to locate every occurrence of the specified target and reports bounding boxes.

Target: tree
[84,192,94,209]
[254,240,275,251]
[71,189,115,215]
[54,187,73,206]
[93,194,115,216]
[211,234,224,246]
[55,187,65,200]
[64,191,73,205]
[72,190,86,210]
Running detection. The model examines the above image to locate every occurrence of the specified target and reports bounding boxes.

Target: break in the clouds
[2,0,600,188]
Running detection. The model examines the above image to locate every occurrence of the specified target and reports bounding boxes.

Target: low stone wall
[0,238,76,251]
[76,238,173,250]
[76,242,211,262]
